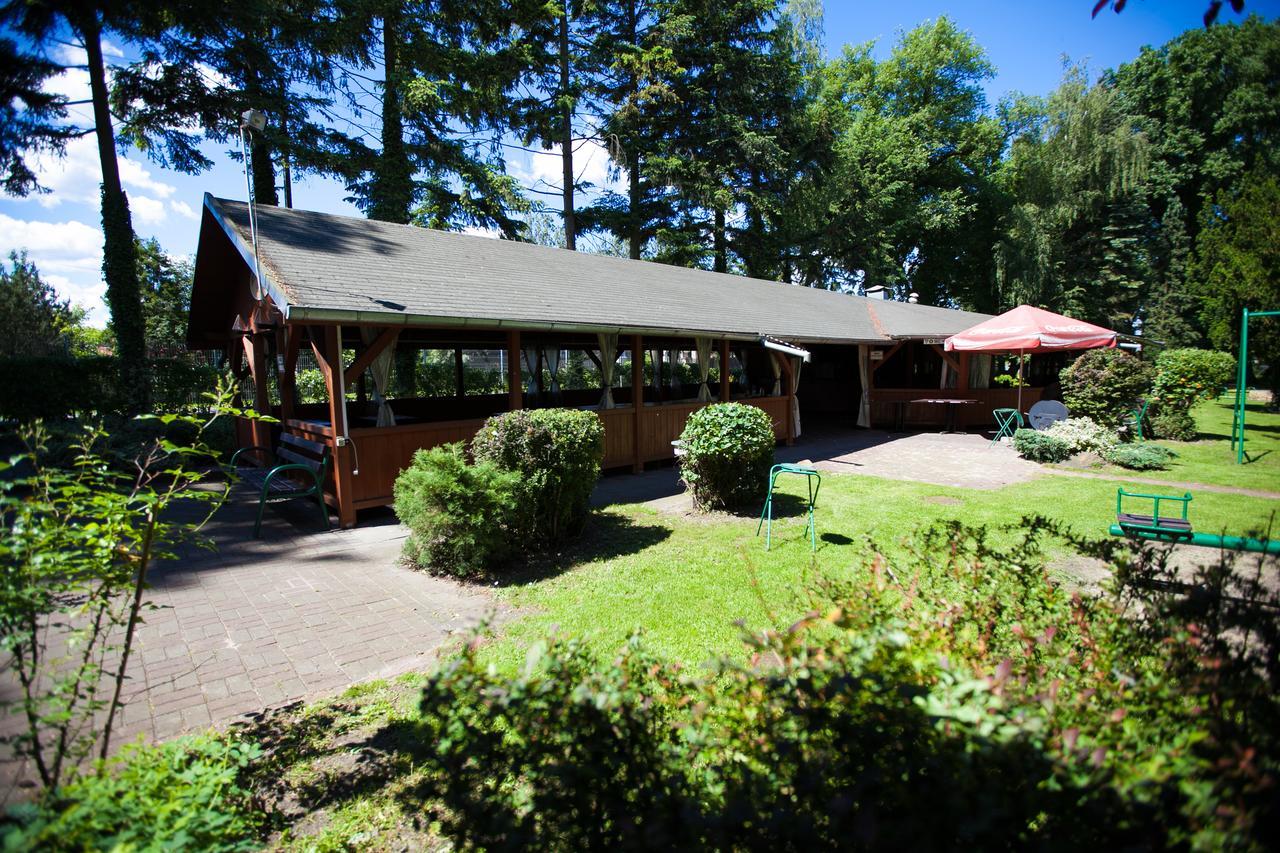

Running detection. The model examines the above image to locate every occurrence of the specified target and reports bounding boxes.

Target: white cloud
[170,200,199,220]
[513,138,619,193]
[130,195,167,224]
[20,135,180,210]
[0,213,108,325]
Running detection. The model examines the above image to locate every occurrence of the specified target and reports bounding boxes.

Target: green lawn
[1066,396,1280,493]
[491,460,1278,669]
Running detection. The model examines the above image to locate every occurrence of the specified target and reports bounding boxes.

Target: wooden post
[321,325,356,529]
[454,348,465,399]
[632,334,644,473]
[507,330,522,411]
[719,339,730,402]
[776,353,796,446]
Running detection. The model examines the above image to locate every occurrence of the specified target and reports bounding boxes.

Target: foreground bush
[1060,349,1155,427]
[1103,442,1177,470]
[678,402,775,509]
[413,522,1279,849]
[2,735,263,851]
[393,444,521,578]
[472,408,604,545]
[1012,427,1073,462]
[1043,416,1118,454]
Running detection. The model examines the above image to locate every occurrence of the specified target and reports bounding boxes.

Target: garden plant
[677,402,776,510]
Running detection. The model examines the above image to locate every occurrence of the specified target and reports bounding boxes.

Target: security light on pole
[239,109,268,301]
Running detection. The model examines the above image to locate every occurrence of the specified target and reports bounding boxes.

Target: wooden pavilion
[188,194,1044,527]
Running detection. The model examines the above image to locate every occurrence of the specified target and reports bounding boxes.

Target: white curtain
[940,361,950,390]
[522,348,538,395]
[695,337,713,402]
[544,346,562,395]
[360,327,396,427]
[770,353,782,396]
[790,355,803,438]
[857,345,871,428]
[971,354,993,389]
[597,333,617,409]
[668,349,681,397]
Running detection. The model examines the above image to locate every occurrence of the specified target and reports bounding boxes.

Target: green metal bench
[757,464,821,551]
[229,433,331,538]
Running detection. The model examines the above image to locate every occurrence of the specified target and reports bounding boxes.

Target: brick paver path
[1,492,497,792]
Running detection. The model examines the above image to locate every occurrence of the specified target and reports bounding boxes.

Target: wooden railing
[238,395,793,516]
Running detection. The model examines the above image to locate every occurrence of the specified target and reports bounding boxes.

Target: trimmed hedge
[0,355,221,421]
[1151,348,1235,411]
[678,403,776,510]
[393,444,522,578]
[1103,443,1177,470]
[1012,428,1073,463]
[1060,349,1154,428]
[472,408,605,545]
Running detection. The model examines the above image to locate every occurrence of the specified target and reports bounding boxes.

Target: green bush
[2,734,263,851]
[677,402,776,510]
[1103,442,1177,470]
[393,443,522,578]
[472,408,604,545]
[1148,407,1197,441]
[413,521,1280,849]
[1043,417,1118,454]
[1151,348,1235,412]
[1012,427,1073,462]
[1060,349,1155,427]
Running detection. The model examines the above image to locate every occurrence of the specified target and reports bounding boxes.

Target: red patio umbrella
[944,305,1117,412]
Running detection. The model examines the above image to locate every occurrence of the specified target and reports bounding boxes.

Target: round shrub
[393,443,521,578]
[1103,443,1177,471]
[1043,417,1117,455]
[1151,348,1235,411]
[1059,349,1155,428]
[1148,408,1197,441]
[1012,428,1073,463]
[678,403,776,510]
[472,408,605,545]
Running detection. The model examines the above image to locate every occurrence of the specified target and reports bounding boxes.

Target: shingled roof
[190,194,990,346]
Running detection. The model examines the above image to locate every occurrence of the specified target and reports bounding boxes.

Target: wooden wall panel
[598,408,635,468]
[346,418,487,508]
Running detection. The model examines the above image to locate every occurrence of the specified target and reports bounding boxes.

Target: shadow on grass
[505,510,674,585]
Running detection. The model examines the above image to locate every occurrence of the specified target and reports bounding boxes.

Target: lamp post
[239,109,267,301]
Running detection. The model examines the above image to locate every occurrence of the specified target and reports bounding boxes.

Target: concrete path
[593,427,1044,509]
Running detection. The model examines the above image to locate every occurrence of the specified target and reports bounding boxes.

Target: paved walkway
[593,427,1043,509]
[1,492,498,791]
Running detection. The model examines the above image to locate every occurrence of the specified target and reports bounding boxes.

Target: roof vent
[864,285,890,300]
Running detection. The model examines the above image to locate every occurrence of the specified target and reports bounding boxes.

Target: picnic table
[907,398,978,434]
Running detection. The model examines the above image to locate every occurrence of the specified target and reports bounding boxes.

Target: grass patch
[1067,396,1280,492]
[489,466,1278,669]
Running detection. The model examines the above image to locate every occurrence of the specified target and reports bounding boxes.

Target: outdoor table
[910,398,978,434]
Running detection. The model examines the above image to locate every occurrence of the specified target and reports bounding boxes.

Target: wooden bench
[229,433,331,538]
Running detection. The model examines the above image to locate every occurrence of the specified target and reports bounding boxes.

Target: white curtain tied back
[597,333,618,409]
[695,337,713,402]
[360,327,397,428]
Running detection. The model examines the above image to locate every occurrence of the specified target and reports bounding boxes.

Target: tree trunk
[279,80,293,208]
[628,157,642,259]
[559,11,576,250]
[713,208,727,273]
[84,16,149,412]
[370,10,414,224]
[243,61,278,206]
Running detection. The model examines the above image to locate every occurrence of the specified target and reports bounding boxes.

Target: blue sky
[0,0,1274,325]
